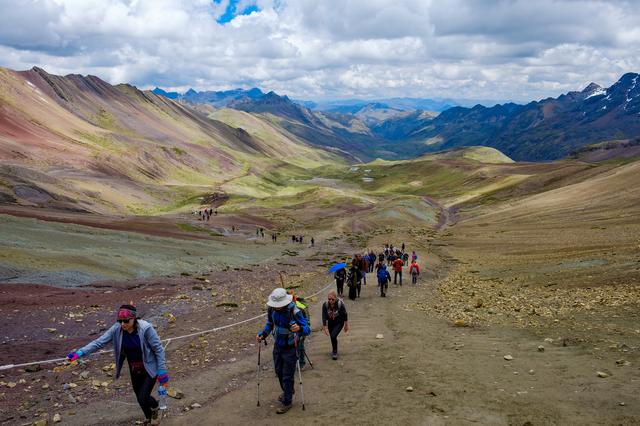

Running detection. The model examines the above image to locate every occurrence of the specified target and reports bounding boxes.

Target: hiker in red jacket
[392,256,404,285]
[409,260,420,284]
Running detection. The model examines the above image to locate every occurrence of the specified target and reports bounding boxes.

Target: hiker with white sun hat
[256,288,310,414]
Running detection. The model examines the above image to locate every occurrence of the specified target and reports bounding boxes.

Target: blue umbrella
[327,263,347,274]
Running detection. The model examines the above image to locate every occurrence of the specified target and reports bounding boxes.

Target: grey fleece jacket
[78,319,167,379]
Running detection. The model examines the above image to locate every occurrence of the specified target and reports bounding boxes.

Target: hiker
[409,260,420,284]
[368,251,376,272]
[359,254,368,286]
[310,237,314,247]
[352,255,364,298]
[346,264,358,301]
[392,255,404,285]
[411,250,417,263]
[334,266,346,297]
[256,288,310,414]
[377,263,391,297]
[401,242,405,253]
[288,290,310,370]
[66,304,168,425]
[322,291,349,360]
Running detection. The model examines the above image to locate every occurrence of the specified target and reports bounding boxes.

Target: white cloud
[0,0,639,102]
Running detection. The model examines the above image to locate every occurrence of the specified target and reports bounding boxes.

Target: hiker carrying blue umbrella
[328,263,347,297]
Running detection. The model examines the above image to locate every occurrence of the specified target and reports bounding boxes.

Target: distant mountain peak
[582,82,602,93]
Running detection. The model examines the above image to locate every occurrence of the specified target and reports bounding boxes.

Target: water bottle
[158,384,168,410]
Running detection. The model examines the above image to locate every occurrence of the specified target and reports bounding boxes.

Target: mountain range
[0,66,345,213]
[154,73,640,162]
[2,65,640,215]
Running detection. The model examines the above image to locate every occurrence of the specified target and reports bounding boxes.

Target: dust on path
[164,252,639,426]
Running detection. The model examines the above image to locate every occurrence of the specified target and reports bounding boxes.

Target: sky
[0,0,639,103]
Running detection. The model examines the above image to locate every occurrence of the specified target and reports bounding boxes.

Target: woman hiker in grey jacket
[66,304,169,425]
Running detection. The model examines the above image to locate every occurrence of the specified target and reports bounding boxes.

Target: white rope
[0,280,333,371]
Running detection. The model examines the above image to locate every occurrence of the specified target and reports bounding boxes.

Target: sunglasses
[118,318,133,324]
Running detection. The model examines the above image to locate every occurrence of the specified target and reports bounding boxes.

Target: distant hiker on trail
[401,242,405,253]
[66,304,168,425]
[368,251,376,272]
[409,260,420,284]
[352,255,364,297]
[393,255,404,285]
[411,250,417,263]
[310,237,314,247]
[256,288,310,414]
[334,266,346,297]
[377,263,391,297]
[358,254,368,286]
[346,264,358,301]
[322,291,349,360]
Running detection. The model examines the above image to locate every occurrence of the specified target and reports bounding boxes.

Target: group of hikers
[64,244,422,422]
[193,208,217,221]
[335,243,421,299]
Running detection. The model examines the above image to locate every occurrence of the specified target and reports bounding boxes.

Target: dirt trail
[161,252,639,426]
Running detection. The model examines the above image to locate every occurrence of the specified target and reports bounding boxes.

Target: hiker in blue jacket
[377,263,392,297]
[66,304,168,425]
[256,288,310,414]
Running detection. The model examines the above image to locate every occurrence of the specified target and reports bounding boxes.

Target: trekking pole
[294,335,306,410]
[257,338,267,406]
[303,350,314,369]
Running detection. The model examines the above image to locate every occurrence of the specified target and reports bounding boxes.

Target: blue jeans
[273,345,298,405]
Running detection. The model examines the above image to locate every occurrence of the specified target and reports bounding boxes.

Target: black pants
[379,279,388,296]
[336,279,344,296]
[129,366,158,419]
[356,280,362,297]
[348,284,357,300]
[394,270,402,285]
[327,320,344,354]
[273,345,298,405]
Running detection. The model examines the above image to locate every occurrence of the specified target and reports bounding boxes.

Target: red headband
[117,308,136,320]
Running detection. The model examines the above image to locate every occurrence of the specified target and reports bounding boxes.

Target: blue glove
[157,370,169,384]
[66,350,84,362]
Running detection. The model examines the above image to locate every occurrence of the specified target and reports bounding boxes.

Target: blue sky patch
[215,0,260,24]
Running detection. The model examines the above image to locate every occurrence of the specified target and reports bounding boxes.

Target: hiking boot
[150,408,162,425]
[331,352,338,360]
[276,404,292,414]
